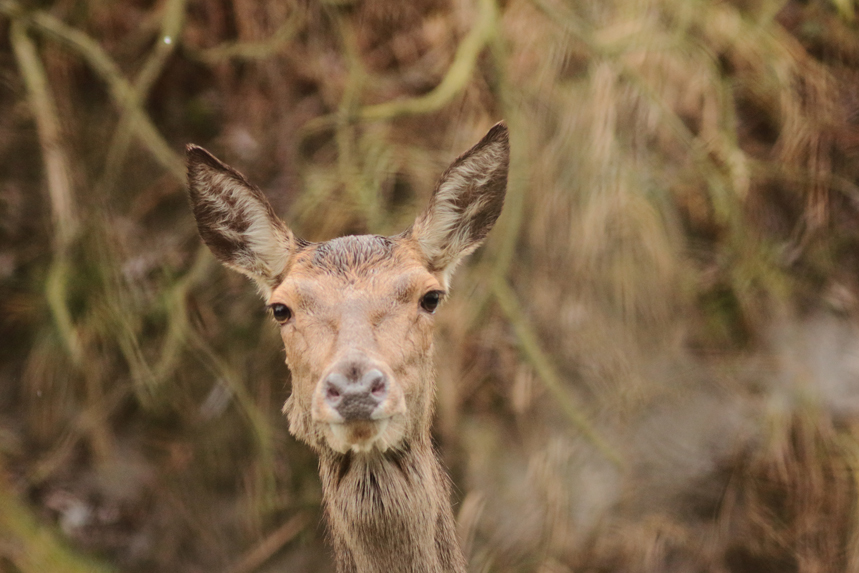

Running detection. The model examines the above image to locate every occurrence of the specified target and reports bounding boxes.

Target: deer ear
[410,122,509,282]
[186,145,294,298]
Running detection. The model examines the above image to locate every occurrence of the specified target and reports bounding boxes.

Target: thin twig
[492,277,624,467]
[149,246,214,391]
[747,158,859,211]
[134,0,187,95]
[9,20,77,248]
[100,0,188,187]
[225,513,309,573]
[187,7,304,62]
[10,20,83,365]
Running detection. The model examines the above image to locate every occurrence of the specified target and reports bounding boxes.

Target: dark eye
[420,291,443,314]
[270,303,292,324]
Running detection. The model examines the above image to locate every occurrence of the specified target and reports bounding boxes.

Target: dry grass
[1,0,859,571]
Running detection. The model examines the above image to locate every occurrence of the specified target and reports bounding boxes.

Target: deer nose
[323,368,389,421]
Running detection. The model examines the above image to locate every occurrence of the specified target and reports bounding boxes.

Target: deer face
[269,236,443,453]
[186,123,508,455]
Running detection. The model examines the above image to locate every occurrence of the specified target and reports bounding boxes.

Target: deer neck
[318,438,466,573]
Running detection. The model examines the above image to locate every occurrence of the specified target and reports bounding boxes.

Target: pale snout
[311,356,407,453]
[323,368,389,421]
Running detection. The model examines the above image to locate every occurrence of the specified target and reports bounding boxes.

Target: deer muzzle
[311,356,407,453]
[323,369,388,420]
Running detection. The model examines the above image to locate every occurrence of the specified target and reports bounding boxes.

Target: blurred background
[2,0,859,571]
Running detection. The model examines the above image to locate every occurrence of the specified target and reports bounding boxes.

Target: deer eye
[269,303,292,324]
[420,291,444,314]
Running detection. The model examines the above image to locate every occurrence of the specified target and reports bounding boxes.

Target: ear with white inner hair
[410,122,509,285]
[186,145,294,299]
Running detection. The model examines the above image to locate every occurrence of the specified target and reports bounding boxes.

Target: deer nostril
[366,370,387,398]
[323,372,348,407]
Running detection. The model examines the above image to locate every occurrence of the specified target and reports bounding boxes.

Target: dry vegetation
[2,0,859,571]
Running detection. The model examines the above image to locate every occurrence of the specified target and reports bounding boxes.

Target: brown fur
[186,123,509,572]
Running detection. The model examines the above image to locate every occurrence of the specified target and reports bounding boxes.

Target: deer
[186,122,508,572]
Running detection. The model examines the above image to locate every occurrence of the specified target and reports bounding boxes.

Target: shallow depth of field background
[2,0,859,571]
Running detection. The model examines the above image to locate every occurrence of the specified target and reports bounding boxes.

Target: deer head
[186,123,508,458]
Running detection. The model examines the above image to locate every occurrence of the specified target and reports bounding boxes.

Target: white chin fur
[327,418,400,454]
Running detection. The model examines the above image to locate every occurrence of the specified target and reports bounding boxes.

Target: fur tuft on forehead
[311,235,397,275]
